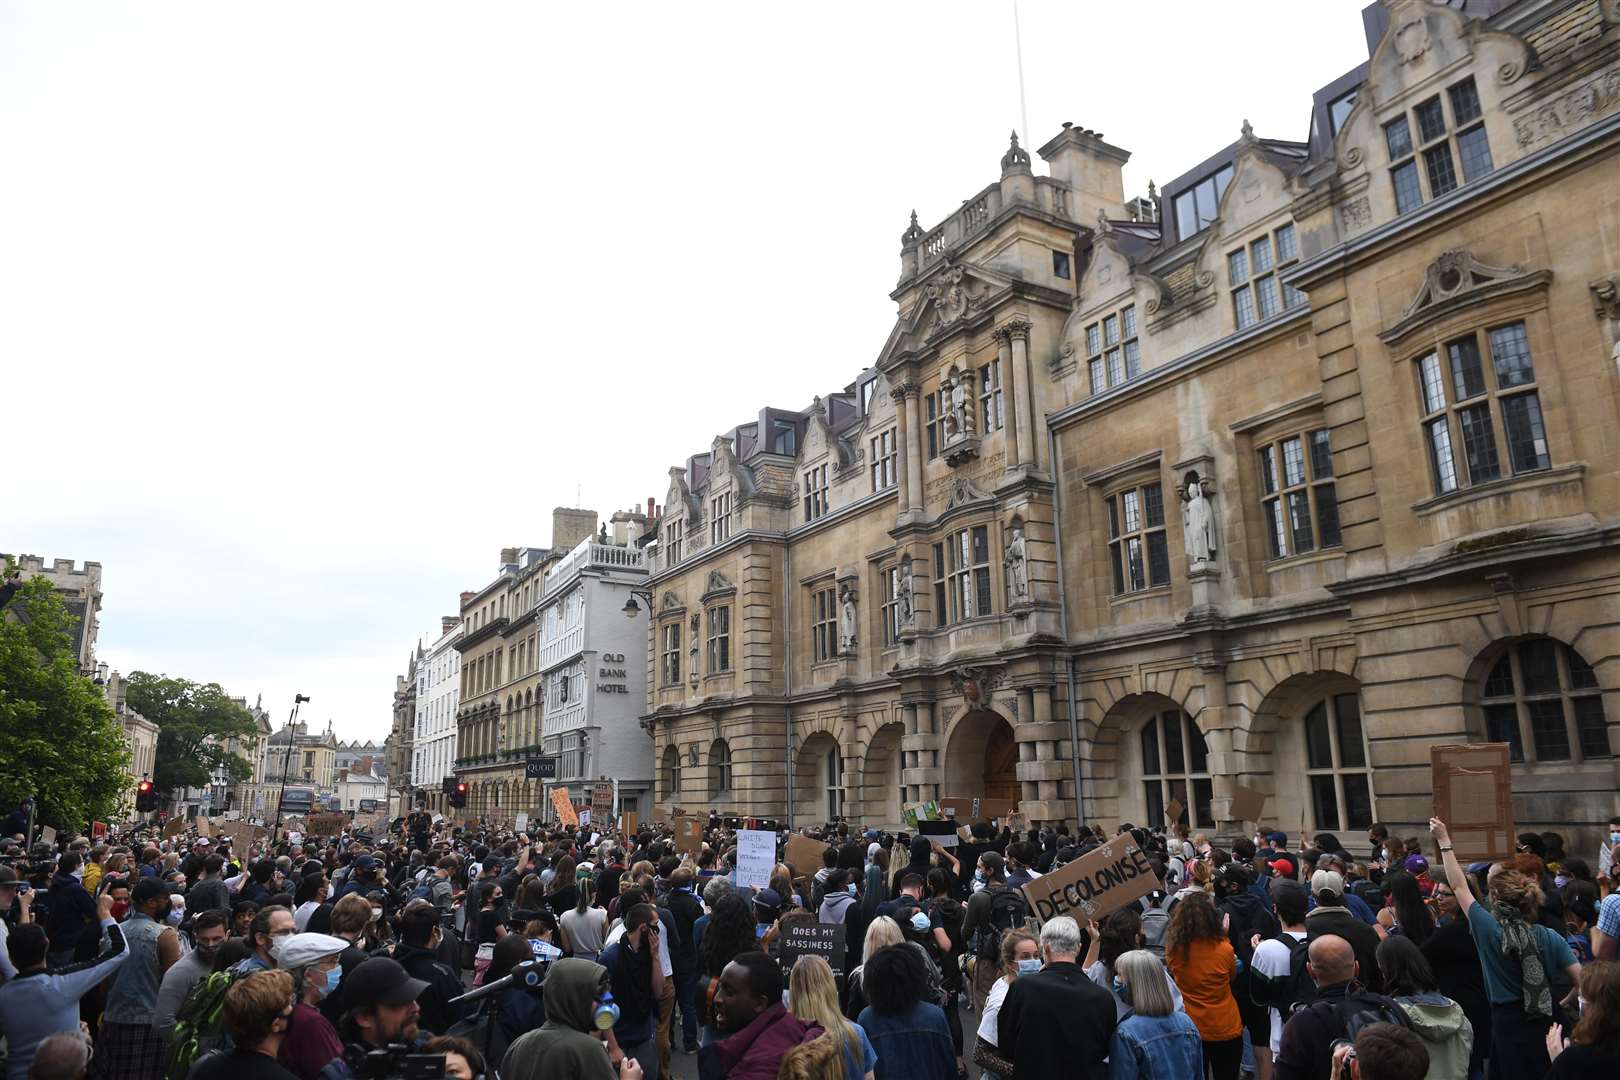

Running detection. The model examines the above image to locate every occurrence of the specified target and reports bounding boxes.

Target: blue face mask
[1111,977,1126,996]
[847,884,858,896]
[974,869,986,883]
[1016,958,1041,975]
[314,964,342,999]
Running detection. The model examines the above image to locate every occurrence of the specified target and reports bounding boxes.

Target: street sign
[525,757,558,780]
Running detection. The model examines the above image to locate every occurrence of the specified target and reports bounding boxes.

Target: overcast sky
[2,1,1373,743]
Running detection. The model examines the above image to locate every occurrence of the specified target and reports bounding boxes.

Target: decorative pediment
[945,475,991,509]
[659,591,684,613]
[924,263,984,332]
[702,570,735,602]
[878,259,1016,368]
[665,466,699,520]
[1378,249,1553,345]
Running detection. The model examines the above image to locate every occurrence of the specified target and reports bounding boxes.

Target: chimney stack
[441,615,458,635]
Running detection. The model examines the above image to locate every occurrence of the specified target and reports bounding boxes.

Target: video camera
[342,1044,447,1080]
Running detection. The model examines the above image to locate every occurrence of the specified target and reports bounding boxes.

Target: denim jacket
[1107,1011,1204,1080]
[857,1001,956,1080]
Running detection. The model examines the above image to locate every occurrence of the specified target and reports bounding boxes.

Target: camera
[343,1043,447,1079]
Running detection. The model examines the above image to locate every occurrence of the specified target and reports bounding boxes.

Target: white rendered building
[414,617,462,810]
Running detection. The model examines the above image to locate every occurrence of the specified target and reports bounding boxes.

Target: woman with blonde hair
[971,928,1038,1080]
[843,915,903,1020]
[1108,949,1202,1079]
[788,955,876,1080]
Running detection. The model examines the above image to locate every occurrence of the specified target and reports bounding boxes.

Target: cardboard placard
[784,833,829,875]
[620,812,638,836]
[1021,835,1163,924]
[1229,783,1267,824]
[196,817,213,837]
[514,812,528,834]
[780,922,847,975]
[551,787,579,827]
[1165,798,1185,826]
[918,820,959,848]
[306,813,348,837]
[92,821,108,839]
[39,826,57,845]
[651,805,669,823]
[736,830,777,890]
[675,816,703,854]
[591,782,614,821]
[1431,742,1514,861]
[164,818,187,837]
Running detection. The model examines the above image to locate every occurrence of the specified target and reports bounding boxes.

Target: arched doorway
[943,709,1019,802]
[794,731,845,823]
[860,723,905,827]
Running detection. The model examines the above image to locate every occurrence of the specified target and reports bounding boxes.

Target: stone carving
[838,583,858,654]
[1003,521,1029,603]
[925,263,976,327]
[950,665,1007,707]
[1338,146,1365,171]
[1394,18,1431,64]
[1512,66,1620,148]
[705,570,733,595]
[946,368,972,437]
[1591,278,1620,321]
[1181,471,1217,568]
[1000,130,1031,173]
[660,591,682,612]
[946,475,991,509]
[688,614,700,684]
[1339,195,1372,233]
[1401,250,1525,321]
[898,556,916,627]
[901,209,925,245]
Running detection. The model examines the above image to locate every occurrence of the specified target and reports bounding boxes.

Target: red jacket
[698,1003,822,1080]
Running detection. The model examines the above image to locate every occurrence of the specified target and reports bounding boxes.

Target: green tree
[0,575,133,830]
[126,672,257,794]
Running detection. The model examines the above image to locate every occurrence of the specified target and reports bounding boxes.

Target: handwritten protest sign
[591,782,614,822]
[780,922,847,975]
[1165,798,1185,826]
[40,826,56,845]
[736,829,777,890]
[306,813,348,837]
[620,811,638,835]
[1432,743,1514,860]
[551,787,579,827]
[1021,836,1162,924]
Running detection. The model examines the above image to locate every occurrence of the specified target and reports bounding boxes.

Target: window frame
[1256,427,1341,560]
[1086,303,1140,395]
[925,390,943,460]
[1105,481,1170,595]
[811,585,838,663]
[978,359,1004,433]
[880,565,902,647]
[1301,693,1375,832]
[1479,638,1609,765]
[1172,164,1234,241]
[1384,75,1491,216]
[1412,320,1549,497]
[802,464,830,521]
[710,491,731,545]
[705,605,731,674]
[1139,710,1214,829]
[1229,223,1307,330]
[661,620,682,686]
[936,525,992,625]
[869,428,897,492]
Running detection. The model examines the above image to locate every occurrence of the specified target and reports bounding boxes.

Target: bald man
[1273,935,1409,1080]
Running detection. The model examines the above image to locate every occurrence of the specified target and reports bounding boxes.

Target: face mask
[847,884,857,896]
[370,907,383,922]
[1555,875,1569,889]
[110,901,129,920]
[315,964,342,999]
[167,908,184,926]
[974,869,986,883]
[1016,958,1041,975]
[1610,832,1620,846]
[1111,977,1127,996]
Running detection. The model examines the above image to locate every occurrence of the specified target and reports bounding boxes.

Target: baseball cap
[344,957,431,1008]
[1403,854,1430,875]
[1266,831,1288,846]
[1310,869,1345,899]
[354,855,377,872]
[1270,857,1295,879]
[753,888,782,911]
[0,865,18,885]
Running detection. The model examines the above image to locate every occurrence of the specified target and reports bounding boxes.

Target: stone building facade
[413,617,462,813]
[644,0,1620,848]
[3,554,102,677]
[264,721,338,794]
[102,669,160,823]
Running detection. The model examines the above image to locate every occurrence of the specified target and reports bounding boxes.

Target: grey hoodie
[1395,992,1473,1080]
[500,958,616,1080]
[817,888,856,925]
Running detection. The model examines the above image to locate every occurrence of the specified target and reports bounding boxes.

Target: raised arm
[1429,818,1474,915]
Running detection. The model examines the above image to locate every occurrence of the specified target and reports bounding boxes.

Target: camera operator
[338,956,429,1054]
[0,862,35,980]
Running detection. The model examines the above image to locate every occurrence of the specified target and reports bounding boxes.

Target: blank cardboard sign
[1431,743,1514,861]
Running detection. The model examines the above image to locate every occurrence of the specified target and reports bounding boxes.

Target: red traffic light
[456,783,467,794]
[137,780,153,794]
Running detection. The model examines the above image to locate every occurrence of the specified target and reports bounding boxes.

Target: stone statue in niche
[1181,471,1217,568]
[838,584,858,654]
[898,557,915,627]
[688,614,700,684]
[1003,522,1029,602]
[948,372,972,439]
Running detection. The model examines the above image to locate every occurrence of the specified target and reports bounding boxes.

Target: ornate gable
[1378,249,1552,345]
[878,258,1016,370]
[665,466,699,521]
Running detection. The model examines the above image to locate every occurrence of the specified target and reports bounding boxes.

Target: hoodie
[817,888,856,925]
[499,958,615,1080]
[44,871,97,957]
[1394,992,1473,1080]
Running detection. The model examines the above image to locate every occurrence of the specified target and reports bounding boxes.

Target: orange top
[1167,937,1243,1040]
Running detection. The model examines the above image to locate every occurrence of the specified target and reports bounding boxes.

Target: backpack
[164,967,245,1080]
[1330,992,1411,1042]
[976,886,1035,964]
[1250,934,1316,1016]
[408,879,435,903]
[1140,892,1174,957]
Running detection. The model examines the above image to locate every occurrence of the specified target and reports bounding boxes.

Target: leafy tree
[0,575,133,830]
[126,672,257,794]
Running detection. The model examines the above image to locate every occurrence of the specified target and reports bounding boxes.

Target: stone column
[994,327,1020,471]
[1005,318,1036,469]
[1013,685,1074,824]
[902,701,939,804]
[893,381,924,515]
[1199,663,1241,838]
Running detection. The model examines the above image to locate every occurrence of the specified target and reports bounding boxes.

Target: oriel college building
[641,0,1620,848]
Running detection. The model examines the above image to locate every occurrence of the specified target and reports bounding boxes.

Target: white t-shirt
[604,919,674,978]
[977,976,1011,1045]
[1253,930,1307,1054]
[293,900,323,932]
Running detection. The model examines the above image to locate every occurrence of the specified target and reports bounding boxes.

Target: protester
[420,1036,485,1080]
[702,951,821,1079]
[996,915,1117,1080]
[186,969,299,1080]
[337,957,428,1054]
[972,928,1036,1079]
[1429,817,1580,1075]
[843,915,903,1021]
[561,877,609,964]
[0,862,35,980]
[1273,934,1408,1080]
[1306,869,1385,993]
[1332,1022,1431,1080]
[0,896,127,1080]
[1544,958,1620,1076]
[93,876,180,1080]
[43,852,98,968]
[1375,935,1473,1080]
[393,899,467,1037]
[270,933,348,1080]
[155,910,230,1033]
[1107,949,1203,1080]
[1165,890,1244,1080]
[853,943,953,1080]
[25,1032,93,1080]
[787,955,877,1080]
[599,902,661,1077]
[1250,879,1312,1063]
[697,893,756,1046]
[241,906,296,974]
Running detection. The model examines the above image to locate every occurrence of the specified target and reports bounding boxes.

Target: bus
[357,798,380,814]
[278,786,317,816]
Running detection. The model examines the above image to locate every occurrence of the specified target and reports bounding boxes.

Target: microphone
[447,958,547,1006]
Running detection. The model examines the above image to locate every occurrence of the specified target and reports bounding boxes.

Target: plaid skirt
[94,1020,168,1080]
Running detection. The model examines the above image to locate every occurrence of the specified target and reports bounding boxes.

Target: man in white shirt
[1250,880,1311,1063]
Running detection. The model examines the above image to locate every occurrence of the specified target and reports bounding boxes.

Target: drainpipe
[784,542,794,830]
[1048,424,1086,827]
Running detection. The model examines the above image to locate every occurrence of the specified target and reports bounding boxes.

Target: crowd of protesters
[2,800,1620,1080]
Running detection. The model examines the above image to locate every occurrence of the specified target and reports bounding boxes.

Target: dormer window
[771,420,797,456]
[1384,76,1491,216]
[861,380,875,415]
[1172,164,1233,241]
[1086,304,1140,395]
[1328,89,1358,137]
[710,492,731,544]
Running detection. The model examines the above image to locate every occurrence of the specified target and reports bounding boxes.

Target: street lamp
[621,588,655,618]
[271,693,310,840]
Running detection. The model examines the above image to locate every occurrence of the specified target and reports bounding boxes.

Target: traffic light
[448,782,467,809]
[135,779,157,813]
